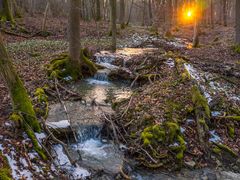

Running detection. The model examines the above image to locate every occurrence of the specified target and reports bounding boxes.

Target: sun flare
[187,11,192,17]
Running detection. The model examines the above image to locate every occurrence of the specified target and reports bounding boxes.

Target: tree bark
[165,0,173,36]
[193,18,200,47]
[96,0,101,21]
[41,1,50,31]
[69,0,81,67]
[148,0,153,26]
[236,0,240,44]
[210,0,214,29]
[0,0,15,24]
[126,0,134,25]
[0,34,46,159]
[222,0,227,26]
[119,0,125,28]
[110,0,116,52]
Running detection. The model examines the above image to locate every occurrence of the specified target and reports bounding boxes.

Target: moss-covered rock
[141,121,186,163]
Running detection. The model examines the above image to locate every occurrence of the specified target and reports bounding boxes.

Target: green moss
[35,88,48,103]
[9,112,46,160]
[192,86,210,119]
[11,77,41,132]
[212,146,221,154]
[0,168,11,180]
[0,152,12,180]
[0,0,15,24]
[34,87,49,119]
[181,69,191,81]
[224,116,240,122]
[47,49,97,81]
[25,128,47,160]
[175,58,186,65]
[232,44,240,54]
[227,124,235,138]
[165,122,180,143]
[215,143,238,157]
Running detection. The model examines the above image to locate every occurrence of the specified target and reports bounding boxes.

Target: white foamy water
[46,120,70,129]
[76,139,111,159]
[86,78,111,85]
[53,144,90,179]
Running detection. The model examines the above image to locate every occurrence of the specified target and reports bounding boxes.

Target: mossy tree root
[9,79,46,160]
[47,48,97,81]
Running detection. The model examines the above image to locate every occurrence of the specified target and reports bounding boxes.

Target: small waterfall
[77,125,102,143]
[93,69,109,81]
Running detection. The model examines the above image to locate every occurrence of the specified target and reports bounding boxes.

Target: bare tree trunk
[193,19,200,47]
[148,0,153,26]
[41,1,50,31]
[96,0,101,21]
[119,0,125,28]
[69,0,81,67]
[0,0,15,24]
[165,0,173,36]
[110,0,116,52]
[236,0,240,44]
[126,0,134,25]
[142,0,146,26]
[223,0,227,26]
[210,0,214,29]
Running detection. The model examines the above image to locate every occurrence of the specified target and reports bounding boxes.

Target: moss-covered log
[0,34,46,159]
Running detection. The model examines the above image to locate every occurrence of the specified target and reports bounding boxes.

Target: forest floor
[0,15,239,179]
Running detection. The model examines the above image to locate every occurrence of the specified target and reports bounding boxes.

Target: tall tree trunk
[165,0,173,36]
[69,0,81,67]
[96,0,101,21]
[41,1,50,31]
[0,34,46,159]
[0,0,15,24]
[119,0,125,28]
[193,0,200,47]
[110,0,116,52]
[210,0,214,29]
[236,0,240,44]
[193,19,200,47]
[222,0,227,26]
[126,0,134,25]
[148,0,153,26]
[142,0,146,26]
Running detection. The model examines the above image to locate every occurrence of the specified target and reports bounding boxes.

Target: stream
[46,35,240,180]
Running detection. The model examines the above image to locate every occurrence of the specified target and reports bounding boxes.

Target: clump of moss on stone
[141,121,186,162]
[47,48,97,81]
[0,151,12,180]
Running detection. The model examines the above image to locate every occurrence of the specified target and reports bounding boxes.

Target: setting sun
[187,10,192,17]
